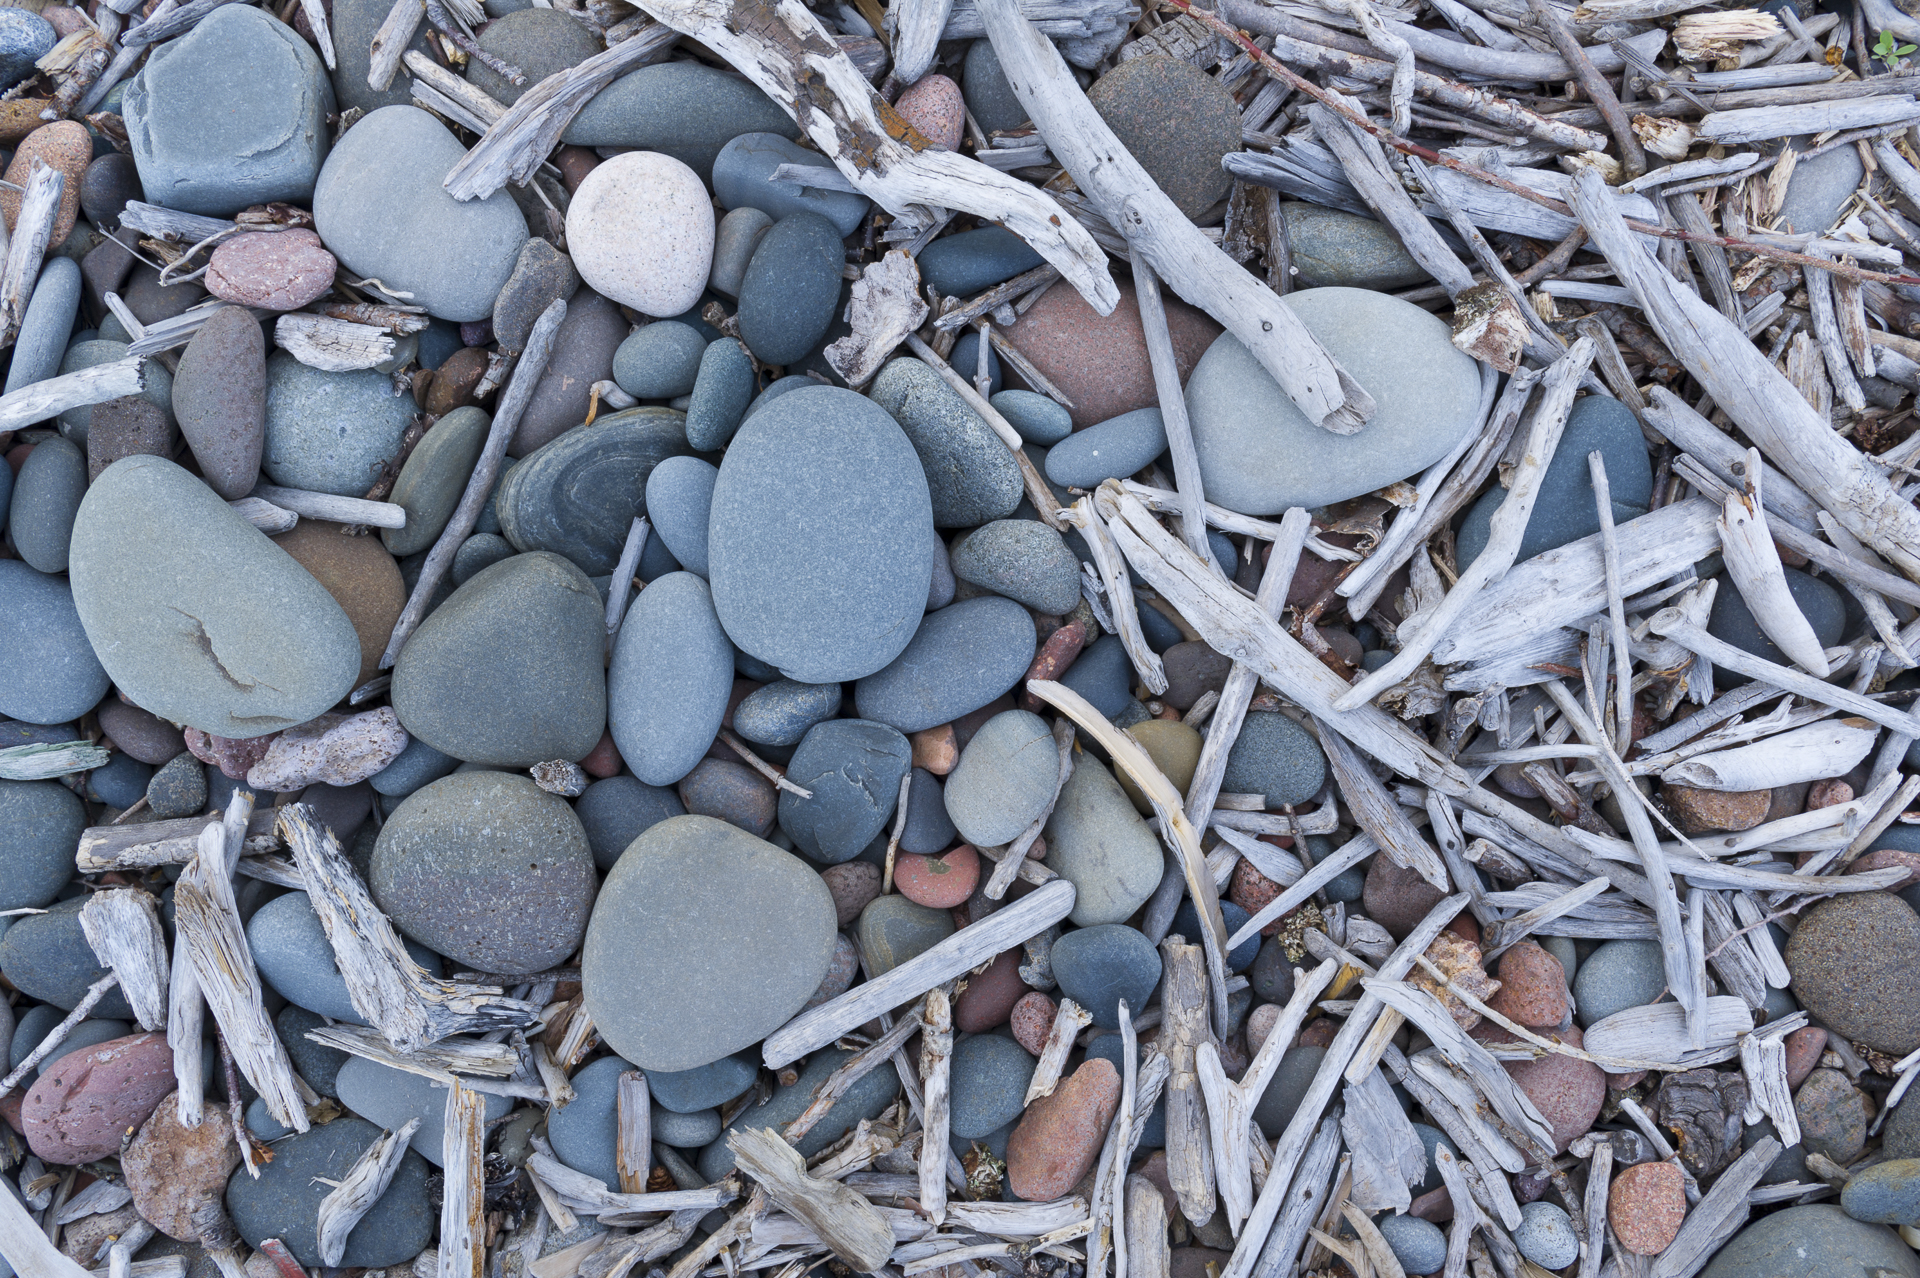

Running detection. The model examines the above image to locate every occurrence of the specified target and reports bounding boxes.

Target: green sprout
[1874,28,1916,69]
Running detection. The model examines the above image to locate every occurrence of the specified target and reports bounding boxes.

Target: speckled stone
[894,74,966,150]
[584,815,836,1071]
[992,389,1072,445]
[854,596,1036,733]
[779,719,913,864]
[372,771,597,973]
[1085,56,1238,219]
[1785,893,1920,1055]
[1841,1157,1920,1225]
[1220,710,1326,808]
[225,1115,433,1268]
[263,352,414,497]
[172,304,266,500]
[944,709,1057,848]
[22,1031,175,1165]
[566,151,713,319]
[4,123,92,251]
[678,758,776,839]
[962,40,1026,133]
[735,680,842,748]
[1480,1022,1603,1153]
[1278,202,1430,290]
[144,751,206,819]
[85,394,174,481]
[868,356,1023,527]
[0,561,107,727]
[1376,1214,1447,1276]
[950,520,1081,613]
[492,237,579,352]
[1700,1203,1920,1278]
[1052,924,1160,1030]
[1007,1058,1119,1199]
[1610,1160,1687,1253]
[0,9,53,90]
[1573,938,1668,1027]
[1795,1067,1868,1163]
[1045,756,1162,928]
[205,229,337,311]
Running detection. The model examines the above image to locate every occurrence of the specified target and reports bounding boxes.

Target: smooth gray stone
[1060,632,1133,720]
[990,389,1071,445]
[124,4,333,216]
[33,1018,131,1084]
[709,386,934,683]
[1840,1157,1920,1225]
[1573,938,1667,1027]
[6,257,80,396]
[1699,1204,1919,1278]
[492,237,579,353]
[7,1005,112,1085]
[614,321,707,399]
[512,288,628,456]
[248,890,438,1024]
[649,1052,757,1114]
[336,1056,513,1166]
[368,736,457,797]
[584,815,836,1070]
[58,339,163,445]
[262,352,415,497]
[1279,202,1430,290]
[1052,923,1160,1029]
[0,561,107,726]
[173,305,267,500]
[10,435,85,574]
[278,1004,349,1098]
[0,454,9,531]
[944,709,1055,849]
[1044,754,1162,926]
[1252,1042,1323,1135]
[738,213,843,367]
[373,771,596,973]
[312,105,526,322]
[452,532,515,585]
[962,40,1025,133]
[497,406,692,576]
[1221,711,1326,808]
[0,8,52,90]
[949,520,1080,614]
[857,893,952,975]
[390,550,606,766]
[644,455,717,579]
[0,779,86,912]
[869,356,1022,529]
[546,1054,632,1184]
[1514,1202,1579,1270]
[466,7,597,106]
[87,751,151,807]
[1376,1214,1447,1277]
[709,206,773,298]
[329,0,432,116]
[564,61,799,183]
[1187,287,1481,514]
[245,1096,293,1142]
[712,132,869,238]
[609,571,732,786]
[1778,142,1863,237]
[0,896,135,1018]
[900,767,955,855]
[927,522,955,610]
[853,596,1036,734]
[69,456,359,738]
[734,680,842,748]
[145,751,206,818]
[950,1033,1035,1139]
[700,1044,899,1179]
[575,775,685,870]
[227,1116,433,1267]
[916,227,1044,298]
[685,337,756,452]
[654,1106,721,1148]
[779,719,912,864]
[1045,407,1166,488]
[383,405,488,557]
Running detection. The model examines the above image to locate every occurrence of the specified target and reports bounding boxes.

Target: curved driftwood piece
[627,0,1116,315]
[980,0,1373,434]
[318,1119,422,1267]
[729,1128,894,1272]
[890,0,954,83]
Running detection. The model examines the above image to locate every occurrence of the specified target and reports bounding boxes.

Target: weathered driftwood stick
[785,1002,924,1142]
[1647,1137,1778,1278]
[1088,999,1138,1278]
[0,163,62,350]
[121,0,243,45]
[1648,614,1914,734]
[1589,452,1634,755]
[764,879,1074,1068]
[281,809,539,1056]
[1023,996,1091,1105]
[230,497,298,534]
[526,1151,733,1215]
[1317,724,1447,889]
[933,264,1060,332]
[0,1174,91,1278]
[890,0,954,84]
[167,885,205,1128]
[0,740,109,782]
[905,332,1064,529]
[1067,496,1166,694]
[1252,1116,1342,1276]
[1365,979,1557,1155]
[728,1128,894,1272]
[0,354,142,431]
[1227,834,1377,950]
[1716,453,1829,675]
[274,313,395,373]
[1131,252,1210,563]
[317,1119,421,1267]
[78,889,168,1033]
[250,484,407,529]
[623,0,1117,314]
[403,49,505,125]
[367,0,426,90]
[1126,1175,1171,1278]
[76,808,280,873]
[616,1071,650,1193]
[1159,937,1216,1229]
[382,299,564,668]
[918,985,952,1226]
[981,0,1371,434]
[0,973,119,1097]
[439,1083,485,1278]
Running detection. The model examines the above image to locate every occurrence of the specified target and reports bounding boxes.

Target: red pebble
[1010,991,1057,1054]
[580,730,622,779]
[895,845,980,909]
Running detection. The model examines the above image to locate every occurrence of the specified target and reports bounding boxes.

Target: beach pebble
[1220,711,1326,808]
[513,289,629,455]
[546,1055,632,1183]
[1488,941,1572,1029]
[858,893,954,975]
[644,455,718,579]
[1700,1203,1919,1278]
[945,709,1058,848]
[145,752,207,818]
[609,572,732,786]
[650,1052,758,1114]
[7,257,81,398]
[736,680,843,748]
[1115,719,1202,813]
[779,719,912,863]
[97,700,185,765]
[686,336,756,452]
[1778,144,1863,236]
[563,61,798,182]
[205,230,336,311]
[962,40,1026,132]
[263,353,414,497]
[614,322,708,399]
[992,390,1072,445]
[1481,1022,1603,1153]
[466,6,597,104]
[739,213,845,367]
[1786,893,1920,1055]
[1515,1201,1579,1269]
[567,152,714,318]
[1082,54,1236,217]
[123,1094,241,1240]
[251,889,434,1023]
[492,239,579,353]
[1842,1157,1920,1226]
[1611,1160,1688,1253]
[0,8,53,89]
[1045,756,1163,927]
[894,73,966,150]
[575,774,684,869]
[0,124,85,253]
[855,596,1037,733]
[709,206,775,299]
[821,860,882,926]
[1278,203,1431,290]
[1001,281,1216,430]
[950,520,1081,614]
[498,406,691,575]
[895,845,979,908]
[1052,924,1161,1029]
[86,395,174,481]
[1376,1214,1446,1276]
[678,759,775,839]
[1010,991,1056,1054]
[1795,1068,1867,1163]
[1046,407,1168,489]
[172,305,266,501]
[1706,567,1845,685]
[955,948,1029,1032]
[917,226,1045,298]
[0,561,107,726]
[339,1055,517,1168]
[950,1033,1035,1139]
[870,356,1023,529]
[22,1031,174,1164]
[247,708,406,790]
[1007,1058,1119,1200]
[10,436,86,574]
[1574,938,1669,1027]
[226,1115,433,1267]
[712,132,870,238]
[383,406,489,558]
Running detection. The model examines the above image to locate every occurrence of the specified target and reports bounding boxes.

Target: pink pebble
[1010,990,1056,1055]
[895,844,979,908]
[894,74,966,151]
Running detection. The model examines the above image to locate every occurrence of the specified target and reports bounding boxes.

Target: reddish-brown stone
[820,861,882,928]
[23,1033,176,1165]
[1849,848,1920,890]
[1409,1185,1455,1223]
[1474,1022,1603,1154]
[553,145,599,194]
[122,1092,241,1240]
[954,948,1029,1032]
[205,229,337,310]
[1008,1059,1121,1200]
[1298,1018,1337,1049]
[97,699,186,766]
[1785,1025,1828,1090]
[2,121,89,247]
[425,345,489,416]
[1487,941,1573,1030]
[580,730,623,779]
[1609,1161,1686,1255]
[272,517,407,686]
[1664,784,1771,833]
[999,281,1219,429]
[1019,621,1088,712]
[910,724,959,775]
[896,845,980,909]
[184,727,276,781]
[1808,778,1855,810]
[1363,856,1449,940]
[1228,858,1284,937]
[1010,990,1056,1055]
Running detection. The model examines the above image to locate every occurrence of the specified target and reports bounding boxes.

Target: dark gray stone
[685,335,756,451]
[649,1052,757,1114]
[1052,923,1161,1030]
[917,227,1045,299]
[262,352,414,497]
[950,1033,1035,1139]
[944,709,1055,848]
[857,893,953,974]
[0,896,135,1018]
[1085,55,1239,219]
[87,751,151,807]
[1044,755,1162,927]
[453,532,515,586]
[735,680,843,748]
[1279,202,1430,291]
[712,132,869,238]
[950,520,1081,614]
[145,751,206,819]
[853,596,1035,734]
[227,1115,433,1266]
[700,1044,900,1179]
[545,1054,631,1184]
[614,321,708,399]
[962,40,1025,133]
[654,1105,721,1147]
[1173,899,1257,971]
[6,257,80,398]
[1252,1044,1324,1136]
[738,213,843,368]
[870,356,1023,529]
[1777,144,1864,237]
[277,1005,349,1098]
[900,767,956,855]
[1060,632,1134,721]
[609,571,733,786]
[1707,567,1846,688]
[493,237,579,352]
[1045,407,1167,488]
[384,405,488,557]
[10,435,86,574]
[575,775,685,870]
[329,0,432,116]
[1221,711,1326,808]
[0,561,107,726]
[564,62,799,184]
[368,736,458,798]
[779,719,912,864]
[990,389,1071,445]
[643,455,717,578]
[467,7,598,105]
[497,407,692,576]
[0,780,86,912]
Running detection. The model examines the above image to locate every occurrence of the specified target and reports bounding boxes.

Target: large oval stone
[1787,893,1920,1055]
[609,571,733,786]
[373,771,597,973]
[708,386,934,683]
[226,1116,432,1268]
[390,550,606,765]
[562,61,799,183]
[944,709,1056,848]
[312,105,526,321]
[853,596,1035,734]
[0,780,86,912]
[69,457,359,738]
[172,304,266,500]
[22,1031,174,1164]
[583,814,835,1071]
[737,212,841,367]
[1698,1203,1919,1278]
[496,407,691,576]
[0,560,107,725]
[1186,287,1481,514]
[1045,755,1163,926]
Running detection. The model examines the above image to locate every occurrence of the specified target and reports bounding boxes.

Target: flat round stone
[853,596,1036,734]
[497,407,692,576]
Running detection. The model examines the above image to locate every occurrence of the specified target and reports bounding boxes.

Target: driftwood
[0,355,143,431]
[729,1128,893,1272]
[439,1084,485,1278]
[367,0,426,90]
[786,1003,923,1141]
[250,484,407,529]
[78,889,168,1032]
[825,251,929,387]
[318,1119,422,1267]
[229,496,299,534]
[0,741,110,781]
[274,314,396,372]
[1158,937,1216,1229]
[616,1072,650,1193]
[0,164,62,351]
[1024,997,1091,1105]
[917,986,952,1225]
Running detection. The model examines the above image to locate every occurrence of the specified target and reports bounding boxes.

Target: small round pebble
[1610,1160,1687,1253]
[1052,924,1161,1029]
[1374,1212,1446,1277]
[895,845,979,908]
[820,861,882,927]
[949,1033,1036,1139]
[991,389,1072,445]
[613,322,708,399]
[566,152,713,318]
[1010,991,1056,1055]
[1514,1201,1579,1270]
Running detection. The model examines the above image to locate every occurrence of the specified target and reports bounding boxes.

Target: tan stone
[123,1092,241,1240]
[272,518,406,685]
[1663,783,1771,833]
[910,723,958,775]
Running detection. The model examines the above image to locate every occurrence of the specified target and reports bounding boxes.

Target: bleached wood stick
[1066,497,1165,695]
[0,973,119,1097]
[1159,937,1216,1229]
[1589,453,1634,756]
[729,1129,894,1272]
[786,1003,924,1142]
[1700,97,1920,144]
[439,1083,485,1278]
[382,299,564,668]
[1647,617,1916,734]
[890,0,953,83]
[1250,1116,1341,1276]
[1385,1046,1527,1201]
[1125,1176,1170,1278]
[1339,336,1594,709]
[1131,252,1211,563]
[78,889,169,1032]
[0,355,143,432]
[0,740,108,782]
[229,497,298,534]
[1717,452,1830,675]
[1089,1000,1139,1278]
[525,1152,732,1215]
[275,313,396,373]
[250,483,407,529]
[1647,1137,1777,1278]
[0,163,62,351]
[368,0,426,90]
[167,901,204,1127]
[918,985,952,1226]
[1317,723,1448,889]
[0,1176,91,1278]
[614,1071,650,1193]
[764,879,1075,1068]
[318,1119,421,1266]
[403,49,504,125]
[1483,876,1610,955]
[1226,833,1375,950]
[1433,1146,1477,1278]
[982,0,1372,435]
[77,809,280,873]
[1024,997,1091,1106]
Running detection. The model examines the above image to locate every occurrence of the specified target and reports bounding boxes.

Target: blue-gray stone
[1188,288,1482,515]
[1221,711,1326,808]
[700,1045,900,1179]
[1411,1122,1456,1194]
[124,4,333,217]
[735,681,843,751]
[686,337,755,451]
[1573,939,1667,1027]
[709,386,934,683]
[87,751,151,807]
[0,454,10,529]
[1457,395,1653,569]
[948,329,1001,396]
[918,227,1045,298]
[950,1033,1035,1139]
[0,9,54,90]
[738,213,843,368]
[384,405,488,557]
[713,133,869,238]
[991,389,1071,445]
[1052,923,1161,1030]
[145,751,206,818]
[944,709,1056,848]
[575,775,685,870]
[452,532,515,585]
[1778,143,1863,237]
[0,561,107,726]
[779,719,912,864]
[710,206,774,299]
[245,1096,293,1142]
[313,105,526,322]
[1842,1157,1920,1225]
[655,1105,722,1148]
[250,891,437,1025]
[465,7,597,106]
[1279,203,1430,291]
[278,1004,349,1098]
[564,62,799,183]
[498,407,692,577]
[0,896,135,1018]
[0,780,85,912]
[1136,600,1182,652]
[1707,567,1845,687]
[928,524,956,610]
[857,893,952,974]
[1306,833,1364,903]
[1045,407,1166,489]
[609,571,733,787]
[614,321,707,399]
[69,457,359,738]
[10,434,86,574]
[547,1055,633,1184]
[263,352,414,497]
[368,736,457,797]
[1060,633,1134,721]
[962,41,1025,133]
[6,257,80,397]
[650,1052,758,1114]
[1044,754,1162,927]
[950,520,1081,614]
[644,455,717,579]
[1376,1213,1447,1277]
[853,596,1036,734]
[1173,899,1258,972]
[227,1115,433,1267]
[869,356,1022,528]
[1515,1201,1579,1269]
[1700,1203,1920,1278]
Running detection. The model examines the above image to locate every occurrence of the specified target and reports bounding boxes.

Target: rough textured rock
[123,1093,241,1240]
[22,1032,175,1164]
[1785,892,1920,1056]
[1609,1160,1687,1255]
[869,357,1023,528]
